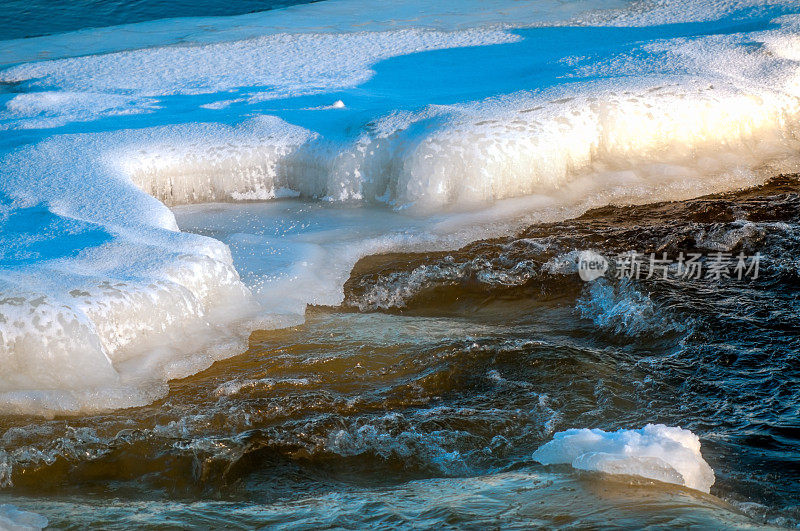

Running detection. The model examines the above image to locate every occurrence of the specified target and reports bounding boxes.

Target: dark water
[0,176,798,528]
[0,0,319,40]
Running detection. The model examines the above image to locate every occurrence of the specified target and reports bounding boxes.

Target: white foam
[213,377,311,397]
[576,279,687,337]
[0,504,47,531]
[532,424,716,493]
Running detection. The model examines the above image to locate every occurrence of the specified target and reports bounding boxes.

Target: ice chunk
[532,424,716,493]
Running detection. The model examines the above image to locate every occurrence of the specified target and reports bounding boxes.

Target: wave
[0,504,47,530]
[575,279,688,337]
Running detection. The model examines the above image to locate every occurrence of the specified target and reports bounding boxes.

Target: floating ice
[532,424,716,493]
[0,29,519,104]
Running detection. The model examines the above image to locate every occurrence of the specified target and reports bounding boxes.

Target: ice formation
[533,424,716,493]
[2,0,800,414]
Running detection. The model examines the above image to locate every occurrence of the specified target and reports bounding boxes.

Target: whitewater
[0,0,799,423]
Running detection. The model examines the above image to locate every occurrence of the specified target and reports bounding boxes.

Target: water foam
[0,504,47,531]
[576,279,687,337]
